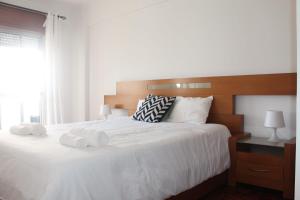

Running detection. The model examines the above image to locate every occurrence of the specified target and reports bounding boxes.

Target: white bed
[0,117,230,200]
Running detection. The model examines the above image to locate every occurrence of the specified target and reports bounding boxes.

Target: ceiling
[55,0,88,5]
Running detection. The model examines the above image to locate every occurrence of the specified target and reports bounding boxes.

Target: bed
[0,117,230,200]
[0,73,296,200]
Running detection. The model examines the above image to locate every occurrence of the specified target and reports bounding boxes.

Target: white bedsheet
[0,117,231,200]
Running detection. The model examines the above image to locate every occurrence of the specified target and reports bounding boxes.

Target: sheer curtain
[43,13,64,125]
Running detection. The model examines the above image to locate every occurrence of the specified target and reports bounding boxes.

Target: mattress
[0,117,231,200]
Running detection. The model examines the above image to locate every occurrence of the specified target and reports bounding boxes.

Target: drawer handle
[248,168,270,173]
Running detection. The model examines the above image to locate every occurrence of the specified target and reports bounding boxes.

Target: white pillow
[136,99,145,111]
[166,96,213,123]
[111,108,128,116]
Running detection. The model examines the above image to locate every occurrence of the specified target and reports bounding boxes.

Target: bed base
[166,170,228,200]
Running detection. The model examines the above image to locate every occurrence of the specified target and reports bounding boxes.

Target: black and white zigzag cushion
[133,95,176,123]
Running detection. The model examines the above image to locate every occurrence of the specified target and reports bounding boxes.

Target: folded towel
[70,128,109,147]
[30,124,47,136]
[10,125,32,135]
[59,133,88,148]
[10,124,47,136]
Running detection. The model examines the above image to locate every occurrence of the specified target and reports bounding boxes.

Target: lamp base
[268,128,280,142]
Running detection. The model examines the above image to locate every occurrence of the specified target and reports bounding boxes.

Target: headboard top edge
[106,73,296,134]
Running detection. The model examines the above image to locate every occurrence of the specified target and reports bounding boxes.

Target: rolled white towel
[29,124,47,136]
[59,133,88,148]
[70,128,109,147]
[10,124,47,136]
[10,125,32,135]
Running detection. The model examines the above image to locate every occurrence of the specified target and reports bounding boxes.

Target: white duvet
[0,117,231,200]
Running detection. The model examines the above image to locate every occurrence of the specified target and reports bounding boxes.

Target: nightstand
[229,135,296,199]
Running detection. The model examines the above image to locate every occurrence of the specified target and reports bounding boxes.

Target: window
[0,3,46,129]
[0,27,45,129]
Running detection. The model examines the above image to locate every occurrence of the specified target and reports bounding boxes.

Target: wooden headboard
[104,73,296,135]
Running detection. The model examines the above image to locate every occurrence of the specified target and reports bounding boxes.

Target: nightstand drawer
[237,152,283,165]
[237,161,283,180]
[236,162,284,190]
[236,152,284,190]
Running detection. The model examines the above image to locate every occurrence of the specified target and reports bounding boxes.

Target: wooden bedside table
[229,135,296,199]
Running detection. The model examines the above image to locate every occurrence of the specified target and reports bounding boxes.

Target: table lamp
[100,104,111,120]
[264,110,285,142]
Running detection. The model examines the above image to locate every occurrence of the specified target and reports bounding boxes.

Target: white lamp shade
[264,110,285,128]
[100,104,112,116]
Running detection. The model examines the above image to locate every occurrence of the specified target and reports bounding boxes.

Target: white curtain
[42,13,64,125]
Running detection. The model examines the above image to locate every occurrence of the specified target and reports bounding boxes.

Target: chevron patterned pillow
[133,94,176,123]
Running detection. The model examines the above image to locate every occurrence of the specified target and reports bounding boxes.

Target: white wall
[236,96,296,139]
[69,6,89,122]
[2,0,88,122]
[86,0,296,138]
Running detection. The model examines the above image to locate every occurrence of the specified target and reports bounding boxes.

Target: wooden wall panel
[104,73,296,135]
[207,114,244,133]
[116,73,296,96]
